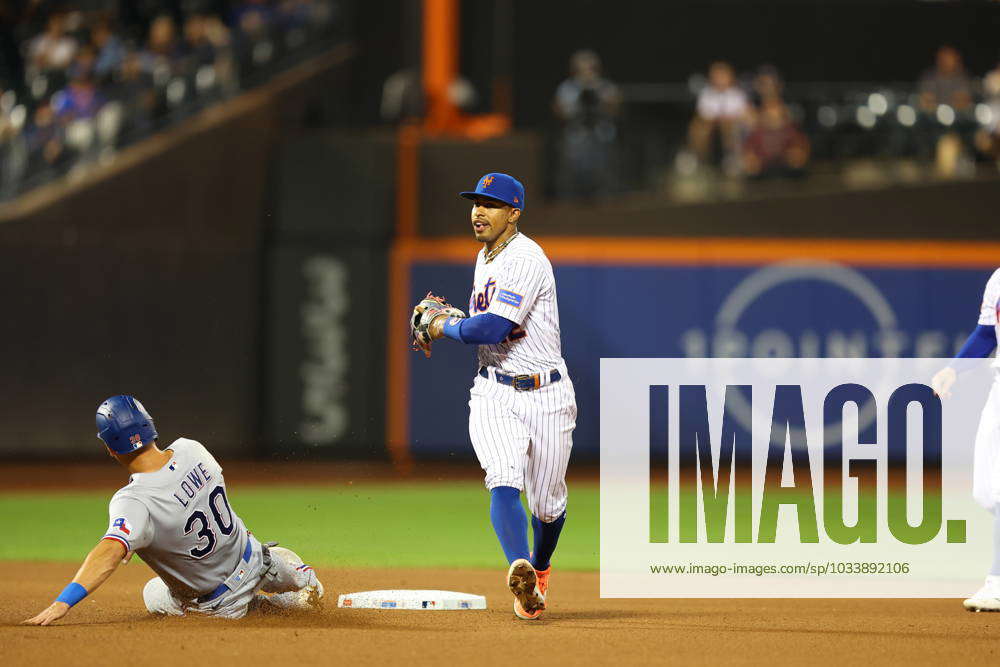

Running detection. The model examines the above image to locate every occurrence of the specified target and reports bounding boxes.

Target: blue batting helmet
[96,395,158,454]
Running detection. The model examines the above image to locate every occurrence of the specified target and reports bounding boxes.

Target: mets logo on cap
[459,172,526,210]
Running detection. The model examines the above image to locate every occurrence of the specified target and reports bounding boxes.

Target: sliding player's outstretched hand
[23,602,70,626]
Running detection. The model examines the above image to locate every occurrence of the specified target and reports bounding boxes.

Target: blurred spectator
[552,49,621,199]
[743,98,810,179]
[234,0,275,38]
[0,88,17,144]
[25,100,70,174]
[205,16,238,95]
[277,0,316,31]
[183,14,236,97]
[688,61,749,172]
[231,0,281,78]
[751,65,784,108]
[975,65,1000,164]
[113,50,157,138]
[184,14,219,67]
[203,14,235,52]
[918,46,975,178]
[141,15,182,81]
[919,46,973,113]
[91,17,125,82]
[53,47,105,121]
[26,13,78,79]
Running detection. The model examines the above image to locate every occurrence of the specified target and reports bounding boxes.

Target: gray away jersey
[104,438,247,598]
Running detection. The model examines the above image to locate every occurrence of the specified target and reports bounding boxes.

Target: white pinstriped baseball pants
[468,366,576,522]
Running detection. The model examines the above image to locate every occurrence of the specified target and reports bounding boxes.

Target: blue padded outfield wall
[406,260,994,461]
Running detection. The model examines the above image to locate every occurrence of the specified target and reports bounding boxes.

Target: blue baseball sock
[991,510,1000,576]
[531,511,566,571]
[490,486,530,564]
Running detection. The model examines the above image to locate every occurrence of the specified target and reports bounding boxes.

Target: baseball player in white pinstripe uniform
[933,267,1000,611]
[410,172,576,620]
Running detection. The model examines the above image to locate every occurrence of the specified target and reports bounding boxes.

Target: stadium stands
[0,1,343,201]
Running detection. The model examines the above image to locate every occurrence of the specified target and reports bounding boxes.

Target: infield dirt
[3,562,999,666]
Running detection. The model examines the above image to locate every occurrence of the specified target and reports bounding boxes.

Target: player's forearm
[32,539,125,623]
[442,313,515,345]
[70,539,126,594]
[949,324,997,374]
[956,325,997,359]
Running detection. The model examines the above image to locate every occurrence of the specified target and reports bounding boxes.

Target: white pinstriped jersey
[978,268,1000,368]
[470,233,565,374]
[464,232,576,523]
[972,268,1000,510]
[104,438,248,598]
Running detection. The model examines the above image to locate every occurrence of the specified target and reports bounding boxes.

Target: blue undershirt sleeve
[956,324,997,359]
[950,324,997,373]
[442,313,515,345]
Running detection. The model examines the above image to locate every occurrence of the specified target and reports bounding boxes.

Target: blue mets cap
[459,173,525,210]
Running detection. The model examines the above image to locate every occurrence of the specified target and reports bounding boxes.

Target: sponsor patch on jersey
[112,517,132,535]
[497,289,523,308]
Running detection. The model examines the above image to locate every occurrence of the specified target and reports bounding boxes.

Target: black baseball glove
[410,292,467,358]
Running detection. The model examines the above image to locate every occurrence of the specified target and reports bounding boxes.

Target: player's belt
[197,536,254,603]
[479,366,562,391]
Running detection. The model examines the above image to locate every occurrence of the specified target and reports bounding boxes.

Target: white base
[337,589,487,610]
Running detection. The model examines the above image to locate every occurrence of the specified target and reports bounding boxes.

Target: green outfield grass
[0,483,946,571]
[0,482,601,570]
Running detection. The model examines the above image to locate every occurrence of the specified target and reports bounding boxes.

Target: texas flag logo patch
[112,517,132,535]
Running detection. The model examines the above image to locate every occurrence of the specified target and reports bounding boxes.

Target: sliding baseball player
[24,395,323,624]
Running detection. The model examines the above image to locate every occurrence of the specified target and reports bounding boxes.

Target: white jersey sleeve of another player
[105,495,154,557]
[486,252,546,325]
[978,268,1000,327]
[977,268,1000,368]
